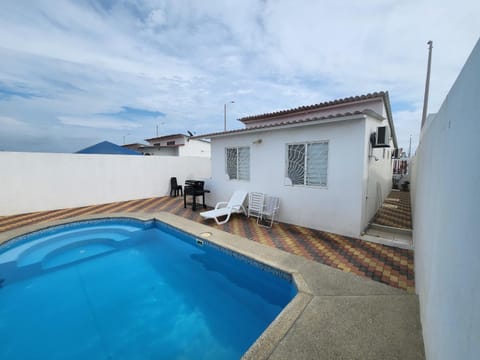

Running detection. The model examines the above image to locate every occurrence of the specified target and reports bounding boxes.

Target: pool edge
[0,211,425,360]
[0,211,314,360]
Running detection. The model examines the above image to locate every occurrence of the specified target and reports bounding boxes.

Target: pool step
[0,225,151,286]
[43,241,117,269]
[17,231,131,267]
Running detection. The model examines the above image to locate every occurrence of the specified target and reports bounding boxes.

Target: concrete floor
[0,212,425,359]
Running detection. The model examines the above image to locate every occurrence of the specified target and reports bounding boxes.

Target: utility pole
[224,101,234,131]
[421,41,433,129]
[155,122,164,137]
[408,135,412,158]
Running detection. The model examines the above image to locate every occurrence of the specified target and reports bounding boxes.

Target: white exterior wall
[179,139,211,157]
[411,39,480,360]
[207,118,366,237]
[0,152,211,216]
[361,116,395,230]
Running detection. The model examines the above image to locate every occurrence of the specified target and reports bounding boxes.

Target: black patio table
[183,180,210,211]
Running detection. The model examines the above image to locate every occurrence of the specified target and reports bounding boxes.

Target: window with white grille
[226,147,250,180]
[286,141,328,187]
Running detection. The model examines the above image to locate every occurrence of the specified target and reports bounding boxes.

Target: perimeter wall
[0,152,211,216]
[411,38,480,359]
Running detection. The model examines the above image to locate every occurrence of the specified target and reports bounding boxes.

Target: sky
[0,0,478,153]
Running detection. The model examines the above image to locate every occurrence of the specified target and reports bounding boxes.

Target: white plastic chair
[248,192,265,220]
[200,190,248,225]
[258,196,280,228]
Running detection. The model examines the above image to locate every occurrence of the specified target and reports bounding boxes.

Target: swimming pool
[0,218,296,360]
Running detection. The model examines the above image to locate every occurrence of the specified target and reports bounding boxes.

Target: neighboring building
[194,92,398,237]
[392,150,410,189]
[123,134,210,157]
[121,143,146,153]
[76,141,141,155]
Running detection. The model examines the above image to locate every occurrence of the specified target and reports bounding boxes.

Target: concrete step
[369,223,412,236]
[361,227,413,250]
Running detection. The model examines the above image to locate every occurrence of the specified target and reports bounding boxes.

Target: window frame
[285,140,329,188]
[225,146,250,181]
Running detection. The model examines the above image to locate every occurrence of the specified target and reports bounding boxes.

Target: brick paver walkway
[0,197,415,292]
[372,190,412,229]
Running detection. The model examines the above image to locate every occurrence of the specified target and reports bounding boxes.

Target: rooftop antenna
[156,122,165,137]
[421,40,433,129]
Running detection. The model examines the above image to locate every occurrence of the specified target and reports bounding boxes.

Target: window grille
[226,147,250,180]
[287,141,328,187]
[287,144,305,185]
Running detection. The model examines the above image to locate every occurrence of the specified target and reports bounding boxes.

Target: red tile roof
[193,91,397,148]
[239,91,387,123]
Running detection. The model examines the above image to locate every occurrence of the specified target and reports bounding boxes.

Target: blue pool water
[0,219,296,359]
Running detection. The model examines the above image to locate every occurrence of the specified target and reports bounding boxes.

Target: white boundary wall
[411,39,480,360]
[0,152,211,216]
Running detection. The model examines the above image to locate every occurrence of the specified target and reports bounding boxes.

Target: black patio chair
[170,177,183,197]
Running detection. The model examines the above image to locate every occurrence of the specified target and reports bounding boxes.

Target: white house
[195,92,398,238]
[124,134,211,157]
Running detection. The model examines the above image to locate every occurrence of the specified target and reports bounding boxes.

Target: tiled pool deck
[0,196,414,292]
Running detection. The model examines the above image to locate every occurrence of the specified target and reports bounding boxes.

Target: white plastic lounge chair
[258,196,280,228]
[200,190,248,225]
[247,192,264,220]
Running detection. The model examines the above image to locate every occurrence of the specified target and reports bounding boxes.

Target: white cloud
[58,115,141,130]
[146,8,167,28]
[0,0,478,153]
[0,116,27,127]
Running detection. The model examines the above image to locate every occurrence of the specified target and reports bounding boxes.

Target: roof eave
[193,113,368,140]
[144,133,187,142]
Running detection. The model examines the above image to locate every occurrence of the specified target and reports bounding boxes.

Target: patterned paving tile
[0,197,415,292]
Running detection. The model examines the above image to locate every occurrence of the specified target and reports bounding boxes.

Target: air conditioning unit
[371,126,390,148]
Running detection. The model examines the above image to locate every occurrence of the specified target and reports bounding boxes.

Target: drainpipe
[421,41,433,129]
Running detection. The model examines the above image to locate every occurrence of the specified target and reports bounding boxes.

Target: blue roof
[76,141,141,155]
